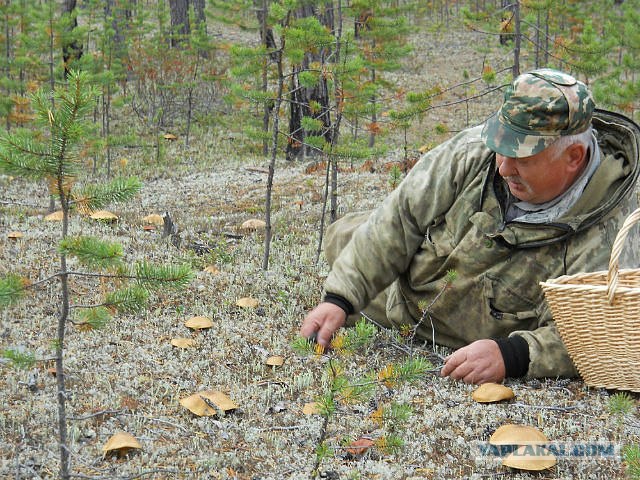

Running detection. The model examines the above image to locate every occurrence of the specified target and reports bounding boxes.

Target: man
[300,68,640,384]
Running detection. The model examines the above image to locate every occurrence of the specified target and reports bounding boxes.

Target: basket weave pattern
[540,209,640,392]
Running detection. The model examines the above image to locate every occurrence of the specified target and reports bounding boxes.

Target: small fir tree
[0,70,193,480]
[593,0,640,120]
[228,0,392,268]
[351,0,412,147]
[292,319,432,479]
[561,18,611,84]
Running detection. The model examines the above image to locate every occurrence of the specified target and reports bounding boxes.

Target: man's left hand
[440,339,506,384]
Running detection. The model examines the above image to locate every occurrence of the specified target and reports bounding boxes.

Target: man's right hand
[300,302,347,347]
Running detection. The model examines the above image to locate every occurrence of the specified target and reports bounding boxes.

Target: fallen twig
[261,425,304,431]
[0,199,44,208]
[70,470,182,480]
[68,409,128,421]
[510,402,579,412]
[245,166,269,174]
[145,416,191,433]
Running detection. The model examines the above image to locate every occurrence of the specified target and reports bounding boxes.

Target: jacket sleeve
[510,304,579,379]
[324,129,482,312]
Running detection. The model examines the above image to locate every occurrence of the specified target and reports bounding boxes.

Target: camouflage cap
[481,68,595,158]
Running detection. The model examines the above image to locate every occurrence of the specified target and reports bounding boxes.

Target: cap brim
[481,113,558,158]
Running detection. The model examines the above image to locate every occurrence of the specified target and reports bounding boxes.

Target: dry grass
[1,23,639,480]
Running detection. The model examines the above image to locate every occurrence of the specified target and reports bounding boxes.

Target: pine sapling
[624,444,640,480]
[292,319,432,478]
[413,268,457,355]
[0,70,193,480]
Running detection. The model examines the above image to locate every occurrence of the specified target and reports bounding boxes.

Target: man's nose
[497,155,517,177]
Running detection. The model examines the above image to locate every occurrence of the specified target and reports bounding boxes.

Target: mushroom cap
[170,337,197,348]
[102,432,142,453]
[184,316,213,330]
[472,383,515,403]
[142,213,164,225]
[44,211,64,221]
[236,297,259,308]
[489,424,549,446]
[502,445,557,471]
[179,390,238,416]
[302,402,321,415]
[90,210,118,220]
[241,219,266,230]
[265,355,284,366]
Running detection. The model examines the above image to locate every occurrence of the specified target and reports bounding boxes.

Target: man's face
[496,144,582,204]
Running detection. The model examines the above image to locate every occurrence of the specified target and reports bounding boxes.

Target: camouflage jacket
[325,110,640,378]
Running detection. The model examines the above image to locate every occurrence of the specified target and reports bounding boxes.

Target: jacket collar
[477,110,640,248]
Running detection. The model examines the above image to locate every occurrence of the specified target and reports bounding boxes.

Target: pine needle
[59,236,124,269]
[104,286,149,313]
[0,274,26,308]
[133,262,193,290]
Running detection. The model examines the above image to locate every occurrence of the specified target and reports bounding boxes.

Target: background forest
[1,1,640,479]
[0,0,638,177]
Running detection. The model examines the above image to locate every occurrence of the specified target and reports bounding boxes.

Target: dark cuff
[323,293,355,316]
[493,335,530,378]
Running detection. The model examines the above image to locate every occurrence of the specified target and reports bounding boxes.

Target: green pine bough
[0,70,193,480]
[292,318,432,479]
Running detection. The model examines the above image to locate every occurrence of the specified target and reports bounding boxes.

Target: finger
[440,360,455,377]
[318,313,348,347]
[448,364,474,380]
[316,321,338,347]
[440,350,465,376]
[440,358,457,376]
[445,359,474,381]
[299,316,321,338]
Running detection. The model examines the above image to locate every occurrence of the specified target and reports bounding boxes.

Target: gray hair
[550,126,593,157]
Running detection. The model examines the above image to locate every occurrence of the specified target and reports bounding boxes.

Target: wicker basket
[540,208,640,392]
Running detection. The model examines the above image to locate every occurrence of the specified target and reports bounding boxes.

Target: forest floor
[1,19,639,480]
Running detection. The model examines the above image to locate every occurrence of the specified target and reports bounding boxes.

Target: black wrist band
[493,335,530,378]
[323,293,355,315]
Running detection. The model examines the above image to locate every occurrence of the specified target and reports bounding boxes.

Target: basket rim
[542,268,640,287]
[540,281,640,295]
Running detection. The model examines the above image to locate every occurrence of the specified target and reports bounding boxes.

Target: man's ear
[565,142,587,173]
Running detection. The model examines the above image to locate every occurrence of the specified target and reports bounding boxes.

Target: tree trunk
[317,0,343,263]
[544,8,549,65]
[513,1,521,77]
[263,12,291,270]
[354,6,371,39]
[62,0,83,78]
[192,0,206,28]
[4,8,11,131]
[56,180,72,480]
[368,65,376,148]
[255,0,274,155]
[104,0,127,60]
[286,68,305,161]
[329,0,342,225]
[285,3,334,161]
[254,0,278,59]
[499,0,512,46]
[534,8,540,68]
[169,0,190,48]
